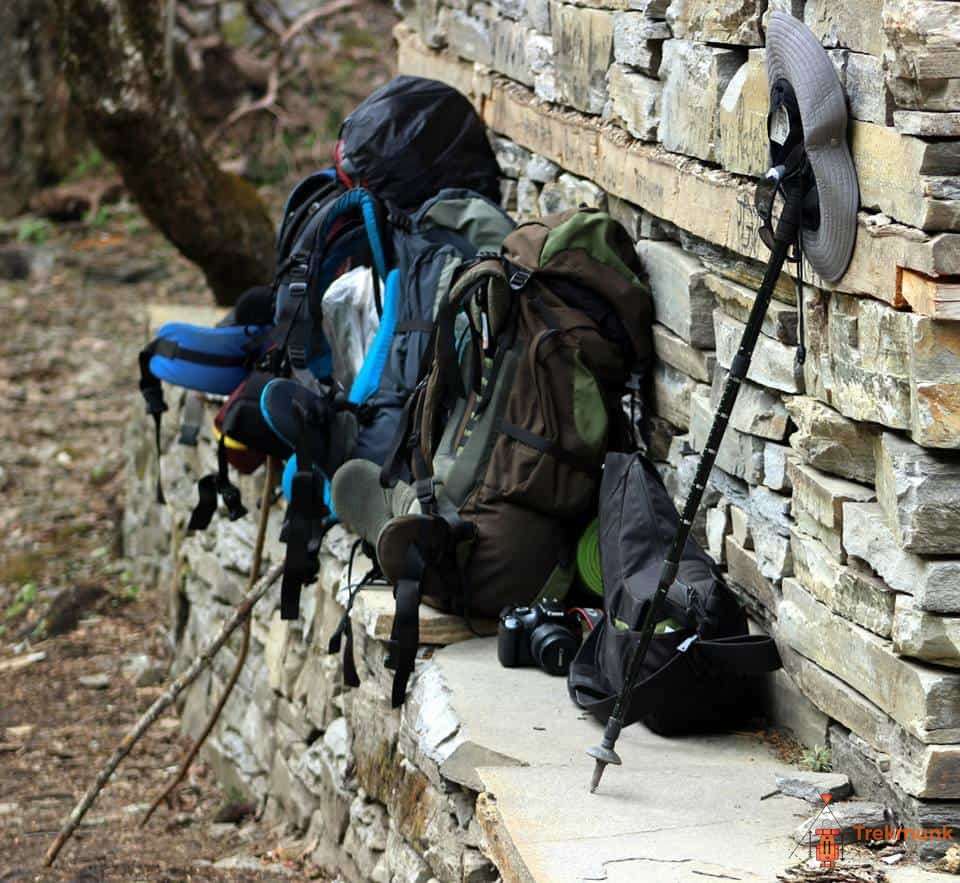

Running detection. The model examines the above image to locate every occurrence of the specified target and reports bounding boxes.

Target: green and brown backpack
[374,209,655,704]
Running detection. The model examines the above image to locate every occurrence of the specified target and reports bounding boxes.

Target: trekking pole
[588,162,806,793]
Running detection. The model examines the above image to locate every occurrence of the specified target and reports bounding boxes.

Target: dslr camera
[497,601,580,676]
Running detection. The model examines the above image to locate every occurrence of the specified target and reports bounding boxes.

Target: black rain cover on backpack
[336,76,502,209]
[567,452,781,735]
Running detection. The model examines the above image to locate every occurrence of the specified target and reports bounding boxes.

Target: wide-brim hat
[766,12,859,283]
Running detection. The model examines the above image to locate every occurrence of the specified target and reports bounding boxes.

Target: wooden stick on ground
[141,456,278,827]
[43,559,282,866]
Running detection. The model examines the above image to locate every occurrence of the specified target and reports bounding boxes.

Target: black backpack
[567,452,781,736]
[181,76,506,531]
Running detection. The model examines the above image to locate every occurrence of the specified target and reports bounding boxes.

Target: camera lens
[530,623,579,676]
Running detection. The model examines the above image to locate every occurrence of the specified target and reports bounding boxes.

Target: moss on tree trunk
[57,0,275,304]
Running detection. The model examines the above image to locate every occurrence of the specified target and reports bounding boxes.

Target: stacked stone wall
[125,380,504,883]
[394,0,960,857]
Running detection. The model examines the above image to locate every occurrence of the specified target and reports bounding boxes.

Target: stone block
[646,413,681,462]
[492,17,534,86]
[538,180,575,216]
[534,65,560,103]
[711,369,789,441]
[490,134,532,179]
[667,0,764,46]
[789,461,875,560]
[725,535,778,614]
[691,387,765,484]
[526,31,554,79]
[790,527,896,638]
[894,596,960,670]
[499,178,517,213]
[411,0,448,49]
[908,314,960,449]
[875,431,960,555]
[447,7,493,65]
[843,502,960,614]
[492,0,526,19]
[851,120,960,232]
[342,796,389,880]
[636,240,715,347]
[716,49,771,176]
[805,0,884,56]
[347,682,401,805]
[525,154,559,182]
[901,266,960,320]
[795,657,960,798]
[612,13,669,74]
[778,579,960,744]
[784,396,877,485]
[706,502,729,564]
[706,272,798,345]
[516,177,540,219]
[794,801,891,846]
[526,0,551,33]
[605,63,661,141]
[729,503,751,549]
[883,1,960,84]
[384,828,433,883]
[894,110,960,137]
[829,49,893,126]
[763,443,794,493]
[888,75,960,113]
[550,2,615,114]
[747,485,792,583]
[269,748,318,831]
[776,771,852,804]
[652,360,704,431]
[714,310,800,394]
[823,294,914,431]
[609,197,668,241]
[628,0,669,17]
[652,323,715,383]
[658,39,744,163]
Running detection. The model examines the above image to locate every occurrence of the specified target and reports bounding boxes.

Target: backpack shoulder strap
[378,258,507,493]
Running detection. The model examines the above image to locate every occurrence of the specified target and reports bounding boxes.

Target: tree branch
[43,562,283,866]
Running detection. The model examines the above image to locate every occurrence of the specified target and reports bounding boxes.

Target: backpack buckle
[218,482,247,521]
[508,268,531,290]
[387,209,412,232]
[414,477,437,510]
[288,281,307,298]
[141,384,168,417]
[288,345,307,370]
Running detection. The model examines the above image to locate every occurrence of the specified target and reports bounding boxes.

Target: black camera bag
[567,451,781,736]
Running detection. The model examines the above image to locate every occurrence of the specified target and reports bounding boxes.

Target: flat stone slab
[424,638,835,881]
[351,587,497,645]
[775,771,852,804]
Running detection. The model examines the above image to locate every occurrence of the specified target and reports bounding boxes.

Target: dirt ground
[0,6,399,877]
[0,215,325,881]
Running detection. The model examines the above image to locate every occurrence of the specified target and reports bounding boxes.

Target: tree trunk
[0,0,79,218]
[57,0,276,304]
